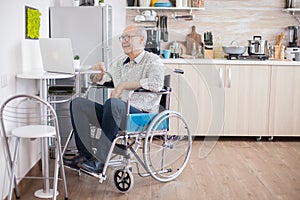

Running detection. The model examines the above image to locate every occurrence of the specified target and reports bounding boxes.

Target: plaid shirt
[102,51,165,113]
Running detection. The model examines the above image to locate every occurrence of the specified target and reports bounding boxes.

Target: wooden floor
[12,137,300,200]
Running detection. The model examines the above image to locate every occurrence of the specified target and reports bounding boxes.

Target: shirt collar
[134,50,146,64]
[123,50,146,65]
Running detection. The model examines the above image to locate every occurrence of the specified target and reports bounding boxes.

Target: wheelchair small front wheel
[113,168,134,193]
[143,110,192,183]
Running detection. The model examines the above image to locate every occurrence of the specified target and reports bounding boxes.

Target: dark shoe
[78,159,104,174]
[63,155,88,169]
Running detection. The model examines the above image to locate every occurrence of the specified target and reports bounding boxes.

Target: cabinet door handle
[218,67,223,88]
[227,67,232,88]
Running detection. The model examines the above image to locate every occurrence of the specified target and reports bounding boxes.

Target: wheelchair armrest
[134,87,150,93]
[83,81,114,98]
[134,86,171,93]
[174,68,184,74]
[90,81,114,88]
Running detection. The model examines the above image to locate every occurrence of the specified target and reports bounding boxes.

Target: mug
[162,49,171,59]
[142,10,151,17]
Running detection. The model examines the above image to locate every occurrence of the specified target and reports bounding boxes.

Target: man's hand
[90,62,106,82]
[110,84,124,98]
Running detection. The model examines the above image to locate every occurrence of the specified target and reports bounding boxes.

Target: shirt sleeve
[139,57,165,92]
[98,60,121,85]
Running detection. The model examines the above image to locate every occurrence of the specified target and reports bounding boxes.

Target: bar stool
[0,94,68,200]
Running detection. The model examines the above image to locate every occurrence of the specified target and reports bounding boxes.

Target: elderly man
[64,25,165,173]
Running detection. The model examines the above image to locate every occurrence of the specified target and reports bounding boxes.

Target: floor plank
[10,138,300,200]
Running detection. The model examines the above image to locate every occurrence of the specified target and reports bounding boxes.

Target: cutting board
[186,26,202,55]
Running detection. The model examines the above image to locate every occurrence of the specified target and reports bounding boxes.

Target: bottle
[191,42,197,56]
[268,45,275,59]
[197,45,204,58]
[214,36,223,59]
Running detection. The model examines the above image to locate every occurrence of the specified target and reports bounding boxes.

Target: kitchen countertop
[162,58,300,66]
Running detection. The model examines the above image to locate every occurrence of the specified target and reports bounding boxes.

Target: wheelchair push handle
[174,68,184,74]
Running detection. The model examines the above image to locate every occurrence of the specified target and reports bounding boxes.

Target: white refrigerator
[48,5,112,150]
[49,5,112,67]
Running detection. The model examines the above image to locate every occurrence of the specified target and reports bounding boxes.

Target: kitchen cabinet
[176,64,215,136]
[222,65,270,137]
[165,63,211,135]
[269,66,300,136]
[165,63,270,137]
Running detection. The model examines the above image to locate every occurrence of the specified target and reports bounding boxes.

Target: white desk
[16,71,74,198]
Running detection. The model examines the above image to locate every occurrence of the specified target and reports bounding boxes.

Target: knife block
[204,49,214,59]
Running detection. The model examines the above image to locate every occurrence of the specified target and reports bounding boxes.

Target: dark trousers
[70,97,142,163]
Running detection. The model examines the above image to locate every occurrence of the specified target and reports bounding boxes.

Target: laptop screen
[39,38,75,74]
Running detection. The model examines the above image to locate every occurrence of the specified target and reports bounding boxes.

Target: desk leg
[76,72,81,97]
[34,79,58,198]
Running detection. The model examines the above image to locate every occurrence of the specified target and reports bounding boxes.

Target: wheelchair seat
[126,85,171,132]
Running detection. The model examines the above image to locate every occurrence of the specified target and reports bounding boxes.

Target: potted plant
[73,55,80,70]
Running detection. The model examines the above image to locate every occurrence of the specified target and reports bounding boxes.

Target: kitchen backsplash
[126,0,297,53]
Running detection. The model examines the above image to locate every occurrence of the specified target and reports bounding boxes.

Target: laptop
[39,38,76,74]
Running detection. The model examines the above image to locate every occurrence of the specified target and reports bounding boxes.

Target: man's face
[120,28,144,55]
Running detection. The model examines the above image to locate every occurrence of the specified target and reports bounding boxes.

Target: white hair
[135,26,147,46]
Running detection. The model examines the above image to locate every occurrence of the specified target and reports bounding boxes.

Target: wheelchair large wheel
[113,168,134,193]
[143,110,192,182]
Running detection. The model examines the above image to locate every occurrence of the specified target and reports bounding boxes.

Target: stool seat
[12,125,56,138]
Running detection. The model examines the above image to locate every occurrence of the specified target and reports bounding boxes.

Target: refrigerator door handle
[102,4,112,66]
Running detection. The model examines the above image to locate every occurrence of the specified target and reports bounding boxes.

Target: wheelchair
[62,71,192,193]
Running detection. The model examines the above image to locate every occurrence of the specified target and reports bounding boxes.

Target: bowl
[222,46,247,55]
[154,2,173,7]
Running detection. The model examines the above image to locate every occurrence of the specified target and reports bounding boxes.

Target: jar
[268,45,275,59]
[150,0,157,6]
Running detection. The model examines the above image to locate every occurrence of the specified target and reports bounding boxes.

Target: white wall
[0,1,125,198]
[0,0,52,198]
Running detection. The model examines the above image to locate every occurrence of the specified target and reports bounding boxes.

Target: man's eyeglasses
[119,35,140,42]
